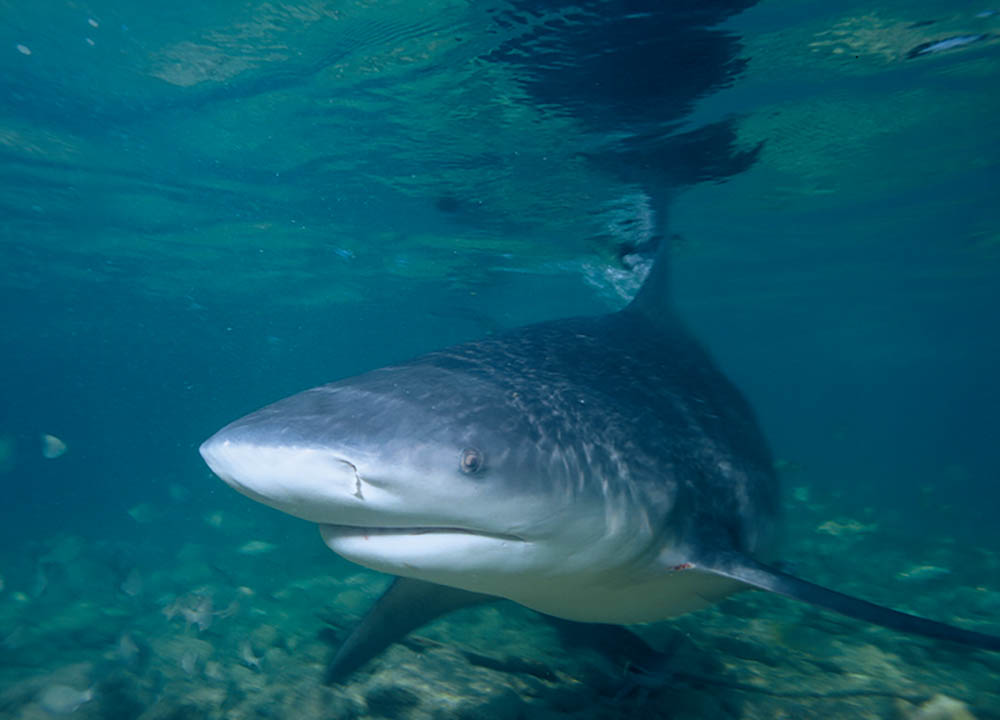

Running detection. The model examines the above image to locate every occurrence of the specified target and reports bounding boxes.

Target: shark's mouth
[319,524,525,543]
[318,523,529,578]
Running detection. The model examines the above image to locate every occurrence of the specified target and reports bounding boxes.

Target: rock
[452,687,525,720]
[365,684,421,717]
[896,694,977,720]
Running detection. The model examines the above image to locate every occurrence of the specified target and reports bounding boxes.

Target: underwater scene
[2,0,999,718]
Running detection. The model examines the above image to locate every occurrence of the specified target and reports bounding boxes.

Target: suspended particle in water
[16,44,31,55]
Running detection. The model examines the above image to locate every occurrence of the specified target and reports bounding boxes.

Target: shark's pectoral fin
[698,552,1000,652]
[325,576,496,683]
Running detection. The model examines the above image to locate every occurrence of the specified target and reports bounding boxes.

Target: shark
[199,226,999,682]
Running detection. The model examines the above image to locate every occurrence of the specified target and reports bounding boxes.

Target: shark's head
[200,358,661,606]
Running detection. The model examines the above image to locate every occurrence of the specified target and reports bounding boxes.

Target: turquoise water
[1,0,999,717]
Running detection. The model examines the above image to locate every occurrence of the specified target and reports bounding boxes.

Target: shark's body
[201,243,999,681]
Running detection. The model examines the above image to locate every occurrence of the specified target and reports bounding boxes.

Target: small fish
[32,565,48,598]
[773,458,804,474]
[161,596,182,621]
[237,540,278,555]
[907,33,990,58]
[896,564,952,582]
[120,569,143,597]
[41,434,67,459]
[118,633,140,666]
[39,535,83,565]
[3,626,26,649]
[214,599,239,619]
[37,685,94,714]
[816,517,877,536]
[181,595,215,632]
[162,594,211,629]
[180,650,199,675]
[164,592,239,631]
[127,503,158,524]
[239,639,262,671]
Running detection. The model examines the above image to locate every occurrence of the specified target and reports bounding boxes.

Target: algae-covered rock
[37,683,94,714]
[452,687,525,720]
[896,694,977,720]
[365,684,422,717]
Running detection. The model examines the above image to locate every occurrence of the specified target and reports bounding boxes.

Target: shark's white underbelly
[321,523,747,624]
[490,568,745,624]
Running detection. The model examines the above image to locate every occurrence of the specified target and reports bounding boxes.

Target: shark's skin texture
[202,265,1000,681]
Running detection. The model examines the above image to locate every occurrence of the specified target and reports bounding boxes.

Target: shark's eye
[460,447,484,475]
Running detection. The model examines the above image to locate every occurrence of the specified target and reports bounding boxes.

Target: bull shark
[200,227,999,682]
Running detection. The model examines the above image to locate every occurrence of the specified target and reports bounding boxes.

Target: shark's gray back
[408,307,780,561]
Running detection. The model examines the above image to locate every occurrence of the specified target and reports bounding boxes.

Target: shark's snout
[199,435,233,485]
[198,422,367,525]
[199,431,277,502]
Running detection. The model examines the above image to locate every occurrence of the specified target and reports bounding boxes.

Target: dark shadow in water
[488,0,760,186]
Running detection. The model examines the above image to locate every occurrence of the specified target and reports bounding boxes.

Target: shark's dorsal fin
[624,192,674,327]
[698,552,1000,651]
[325,577,495,683]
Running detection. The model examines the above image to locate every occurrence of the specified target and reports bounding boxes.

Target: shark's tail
[700,552,1000,651]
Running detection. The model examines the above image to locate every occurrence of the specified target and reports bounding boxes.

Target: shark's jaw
[319,523,530,582]
[318,524,525,544]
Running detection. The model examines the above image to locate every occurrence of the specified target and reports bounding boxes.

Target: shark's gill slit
[337,458,363,500]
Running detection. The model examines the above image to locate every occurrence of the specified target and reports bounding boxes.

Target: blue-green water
[1,1,999,717]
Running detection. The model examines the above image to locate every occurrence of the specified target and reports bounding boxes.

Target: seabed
[1,483,998,720]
